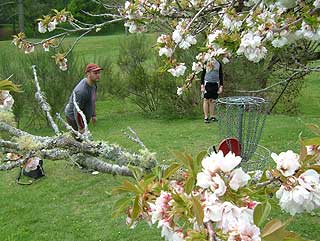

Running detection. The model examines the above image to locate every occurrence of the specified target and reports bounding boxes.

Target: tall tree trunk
[17,0,24,33]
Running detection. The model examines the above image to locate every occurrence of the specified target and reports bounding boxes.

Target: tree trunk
[17,0,24,33]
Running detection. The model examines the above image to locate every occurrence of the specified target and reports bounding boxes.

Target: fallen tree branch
[31,65,60,135]
[73,154,134,176]
[0,158,25,171]
[122,127,146,149]
[0,139,20,150]
[0,121,50,143]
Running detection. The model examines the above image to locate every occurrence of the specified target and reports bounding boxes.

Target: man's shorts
[66,116,78,131]
[204,82,219,100]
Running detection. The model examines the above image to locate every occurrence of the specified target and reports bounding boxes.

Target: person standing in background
[200,59,223,123]
[65,63,103,133]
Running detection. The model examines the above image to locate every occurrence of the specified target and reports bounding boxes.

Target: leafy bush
[113,34,202,117]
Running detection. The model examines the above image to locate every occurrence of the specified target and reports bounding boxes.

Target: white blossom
[58,58,68,71]
[192,62,203,74]
[228,222,261,241]
[271,37,288,48]
[218,151,242,173]
[159,47,173,57]
[207,30,222,43]
[168,63,186,77]
[176,87,183,96]
[237,31,267,62]
[222,15,242,31]
[197,172,226,196]
[298,169,320,211]
[157,34,169,44]
[47,19,57,32]
[314,0,320,8]
[172,30,183,43]
[271,150,300,177]
[0,91,14,111]
[229,168,251,191]
[38,21,47,33]
[43,42,50,52]
[276,183,310,215]
[24,44,35,54]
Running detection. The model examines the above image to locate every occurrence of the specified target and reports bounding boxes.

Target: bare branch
[256,177,279,188]
[56,113,83,140]
[81,10,121,18]
[122,127,146,149]
[235,71,303,94]
[31,65,60,135]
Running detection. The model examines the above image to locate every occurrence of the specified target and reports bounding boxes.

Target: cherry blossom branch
[256,177,280,188]
[31,32,69,46]
[31,65,60,135]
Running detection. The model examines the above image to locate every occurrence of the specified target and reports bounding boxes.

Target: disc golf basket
[215,96,270,171]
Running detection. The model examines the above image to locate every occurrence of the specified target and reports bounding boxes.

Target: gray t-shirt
[65,78,96,126]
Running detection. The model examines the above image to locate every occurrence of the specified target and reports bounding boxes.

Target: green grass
[1,35,320,241]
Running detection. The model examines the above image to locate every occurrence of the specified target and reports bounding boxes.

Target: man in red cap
[65,63,103,133]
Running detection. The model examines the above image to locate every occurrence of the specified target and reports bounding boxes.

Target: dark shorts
[204,82,219,100]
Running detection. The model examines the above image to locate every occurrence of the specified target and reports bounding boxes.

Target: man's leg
[203,99,209,123]
[209,99,215,118]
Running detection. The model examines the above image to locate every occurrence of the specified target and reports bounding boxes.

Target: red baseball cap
[85,63,103,73]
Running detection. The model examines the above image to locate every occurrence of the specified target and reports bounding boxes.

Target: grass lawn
[1,35,320,241]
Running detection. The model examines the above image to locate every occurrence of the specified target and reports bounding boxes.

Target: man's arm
[92,87,97,126]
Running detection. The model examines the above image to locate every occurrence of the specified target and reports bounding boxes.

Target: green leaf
[184,176,195,194]
[196,150,207,165]
[254,201,271,227]
[191,196,204,227]
[302,137,320,146]
[261,219,290,241]
[112,179,142,195]
[174,151,189,167]
[0,79,22,92]
[112,197,132,218]
[128,165,143,181]
[162,163,181,179]
[131,195,141,222]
